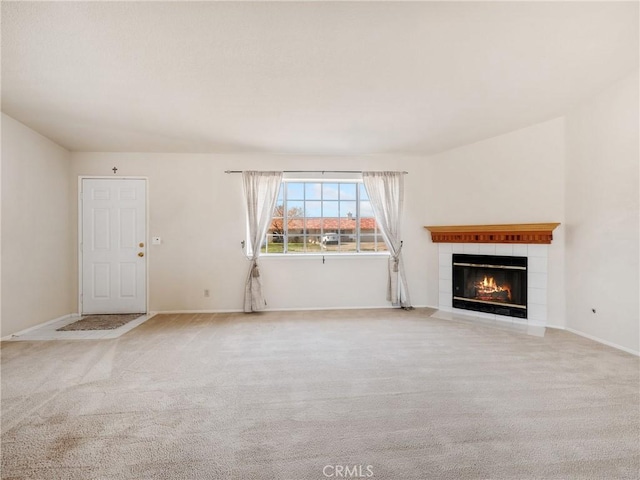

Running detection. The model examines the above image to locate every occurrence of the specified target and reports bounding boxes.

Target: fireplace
[452,254,527,319]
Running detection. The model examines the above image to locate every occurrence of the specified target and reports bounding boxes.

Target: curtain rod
[224,170,408,174]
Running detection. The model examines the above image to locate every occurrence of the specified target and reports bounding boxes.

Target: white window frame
[262,175,388,256]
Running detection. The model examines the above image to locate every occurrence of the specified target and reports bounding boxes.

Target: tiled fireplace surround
[437,242,549,326]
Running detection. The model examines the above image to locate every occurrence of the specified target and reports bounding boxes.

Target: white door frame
[78,176,150,315]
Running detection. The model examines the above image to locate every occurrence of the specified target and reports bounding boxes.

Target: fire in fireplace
[452,254,527,319]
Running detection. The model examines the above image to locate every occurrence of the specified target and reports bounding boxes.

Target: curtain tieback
[250,260,260,278]
[392,241,403,272]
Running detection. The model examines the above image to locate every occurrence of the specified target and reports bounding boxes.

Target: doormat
[57,314,143,331]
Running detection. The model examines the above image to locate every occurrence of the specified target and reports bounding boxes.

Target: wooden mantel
[424,223,561,244]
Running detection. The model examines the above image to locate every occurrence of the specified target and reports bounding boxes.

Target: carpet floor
[1,309,638,479]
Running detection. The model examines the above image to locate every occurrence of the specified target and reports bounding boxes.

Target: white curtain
[362,171,412,308]
[242,171,283,312]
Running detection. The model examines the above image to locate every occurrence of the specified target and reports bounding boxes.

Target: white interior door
[81,178,146,314]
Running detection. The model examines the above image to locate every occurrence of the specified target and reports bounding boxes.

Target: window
[262,180,387,254]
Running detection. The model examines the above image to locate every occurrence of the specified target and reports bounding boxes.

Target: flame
[474,276,512,301]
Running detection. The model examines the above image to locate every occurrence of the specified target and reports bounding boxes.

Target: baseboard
[264,305,407,312]
[1,313,79,340]
[544,324,566,330]
[155,309,243,314]
[548,326,639,356]
[267,304,433,312]
[156,305,433,315]
[423,304,440,310]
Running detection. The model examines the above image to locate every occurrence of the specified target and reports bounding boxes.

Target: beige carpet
[1,309,638,479]
[56,314,143,331]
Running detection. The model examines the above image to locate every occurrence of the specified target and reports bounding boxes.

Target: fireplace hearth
[452,254,527,319]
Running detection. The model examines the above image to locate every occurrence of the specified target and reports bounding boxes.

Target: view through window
[263,181,388,254]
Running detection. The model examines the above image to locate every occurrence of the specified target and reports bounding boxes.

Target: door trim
[78,176,150,315]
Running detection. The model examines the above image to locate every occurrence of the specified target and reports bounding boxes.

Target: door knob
[138,252,144,257]
[139,242,145,248]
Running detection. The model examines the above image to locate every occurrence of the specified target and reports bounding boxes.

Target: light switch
[152,236,162,245]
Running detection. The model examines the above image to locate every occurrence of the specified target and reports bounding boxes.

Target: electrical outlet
[204,289,210,297]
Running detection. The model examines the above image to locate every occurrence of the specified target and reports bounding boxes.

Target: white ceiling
[1,1,638,155]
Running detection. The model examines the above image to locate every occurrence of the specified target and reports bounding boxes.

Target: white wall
[422,117,566,327]
[565,70,639,354]
[1,114,73,336]
[69,153,431,313]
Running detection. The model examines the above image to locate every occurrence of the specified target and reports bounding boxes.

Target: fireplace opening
[452,254,527,319]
